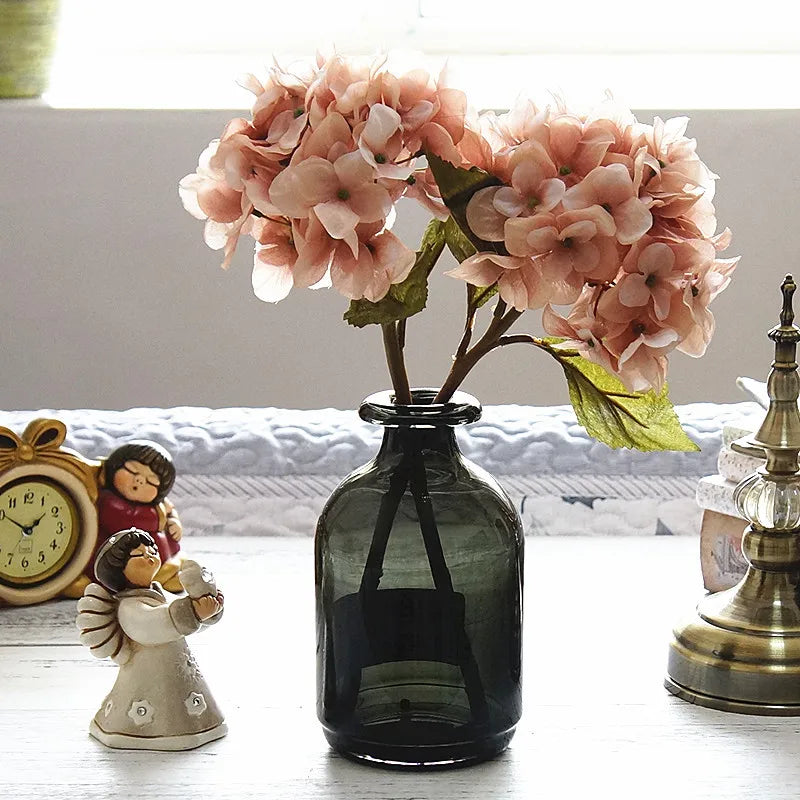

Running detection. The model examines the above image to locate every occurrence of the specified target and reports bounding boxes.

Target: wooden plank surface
[3,535,798,800]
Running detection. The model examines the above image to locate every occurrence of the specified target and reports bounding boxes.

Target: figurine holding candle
[76,528,227,750]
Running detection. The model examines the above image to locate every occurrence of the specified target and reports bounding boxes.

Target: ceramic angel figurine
[76,528,227,750]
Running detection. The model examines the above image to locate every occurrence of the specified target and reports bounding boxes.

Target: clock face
[0,477,79,586]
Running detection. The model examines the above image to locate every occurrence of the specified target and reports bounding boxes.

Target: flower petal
[361,103,402,152]
[537,178,566,212]
[293,237,333,288]
[269,157,337,217]
[347,182,392,223]
[638,242,675,276]
[643,327,679,349]
[617,273,651,308]
[371,230,416,283]
[334,150,376,188]
[542,304,577,338]
[492,187,525,218]
[252,252,294,303]
[504,216,556,257]
[314,200,361,241]
[330,243,375,300]
[446,253,507,286]
[560,220,597,243]
[466,186,507,242]
[614,196,653,245]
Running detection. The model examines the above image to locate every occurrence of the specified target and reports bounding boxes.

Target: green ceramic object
[0,0,60,98]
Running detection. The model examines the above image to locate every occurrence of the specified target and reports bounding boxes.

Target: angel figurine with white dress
[76,528,227,750]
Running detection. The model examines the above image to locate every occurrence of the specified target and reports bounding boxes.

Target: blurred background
[1,1,797,410]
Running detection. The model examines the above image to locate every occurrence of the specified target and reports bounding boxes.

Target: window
[47,1,800,109]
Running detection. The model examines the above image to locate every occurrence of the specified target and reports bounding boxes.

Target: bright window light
[44,1,800,109]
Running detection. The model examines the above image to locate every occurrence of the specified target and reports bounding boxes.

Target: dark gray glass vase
[315,389,524,769]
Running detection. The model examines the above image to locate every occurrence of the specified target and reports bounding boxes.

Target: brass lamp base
[669,277,800,715]
[664,676,800,716]
[665,526,800,715]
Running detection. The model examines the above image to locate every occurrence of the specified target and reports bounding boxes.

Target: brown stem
[397,318,407,350]
[435,307,523,403]
[496,335,580,358]
[396,149,425,165]
[382,322,412,404]
[454,287,478,362]
[497,334,541,347]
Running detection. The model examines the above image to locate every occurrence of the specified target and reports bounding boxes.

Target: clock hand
[28,514,45,529]
[3,515,25,530]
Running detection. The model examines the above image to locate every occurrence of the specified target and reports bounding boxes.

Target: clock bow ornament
[0,418,100,605]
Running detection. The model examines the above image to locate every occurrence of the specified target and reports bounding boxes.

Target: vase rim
[359,388,482,427]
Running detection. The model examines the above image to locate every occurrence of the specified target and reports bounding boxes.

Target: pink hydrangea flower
[562,163,653,245]
[251,218,299,303]
[179,138,257,269]
[239,69,310,154]
[545,111,616,186]
[464,142,566,242]
[356,104,416,180]
[179,139,244,224]
[182,59,737,378]
[400,167,448,220]
[605,314,679,393]
[542,303,619,375]
[329,229,416,301]
[504,207,619,287]
[668,253,739,357]
[616,241,684,321]
[446,253,552,311]
[268,151,392,257]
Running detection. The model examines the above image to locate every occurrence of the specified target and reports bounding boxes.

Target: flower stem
[435,306,523,403]
[382,322,412,405]
[453,286,478,362]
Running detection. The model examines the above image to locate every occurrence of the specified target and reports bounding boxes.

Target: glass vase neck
[360,389,481,458]
[359,389,482,428]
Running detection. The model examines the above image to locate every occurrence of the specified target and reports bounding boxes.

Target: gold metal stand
[666,275,800,714]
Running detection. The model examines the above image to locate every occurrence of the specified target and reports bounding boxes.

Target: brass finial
[750,274,800,470]
[780,274,796,327]
[769,274,800,345]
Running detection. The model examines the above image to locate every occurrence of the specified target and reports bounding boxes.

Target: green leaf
[540,339,699,452]
[425,152,506,255]
[343,219,447,328]
[468,284,499,310]
[443,215,476,263]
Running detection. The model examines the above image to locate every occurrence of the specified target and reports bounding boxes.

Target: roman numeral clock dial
[0,419,99,606]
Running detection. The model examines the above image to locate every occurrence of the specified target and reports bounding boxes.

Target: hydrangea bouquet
[180,54,738,451]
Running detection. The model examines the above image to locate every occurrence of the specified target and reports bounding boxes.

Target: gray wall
[0,105,791,411]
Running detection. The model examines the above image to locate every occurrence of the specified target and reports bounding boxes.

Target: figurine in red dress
[63,440,185,597]
[94,441,184,591]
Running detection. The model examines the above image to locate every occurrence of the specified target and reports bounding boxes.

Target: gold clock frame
[0,418,100,606]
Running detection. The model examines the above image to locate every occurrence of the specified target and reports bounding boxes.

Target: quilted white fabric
[0,402,760,537]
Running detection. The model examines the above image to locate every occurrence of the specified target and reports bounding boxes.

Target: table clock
[0,418,99,605]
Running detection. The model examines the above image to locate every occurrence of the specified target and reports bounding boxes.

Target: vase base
[322,721,515,770]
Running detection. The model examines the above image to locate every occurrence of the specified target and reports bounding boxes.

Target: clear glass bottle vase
[315,389,524,768]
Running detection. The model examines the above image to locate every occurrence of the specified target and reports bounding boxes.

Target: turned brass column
[665,275,800,714]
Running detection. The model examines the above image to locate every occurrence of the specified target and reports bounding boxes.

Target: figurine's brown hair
[95,528,158,593]
[103,441,176,503]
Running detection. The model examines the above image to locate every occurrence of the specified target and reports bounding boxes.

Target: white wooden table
[3,536,798,800]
